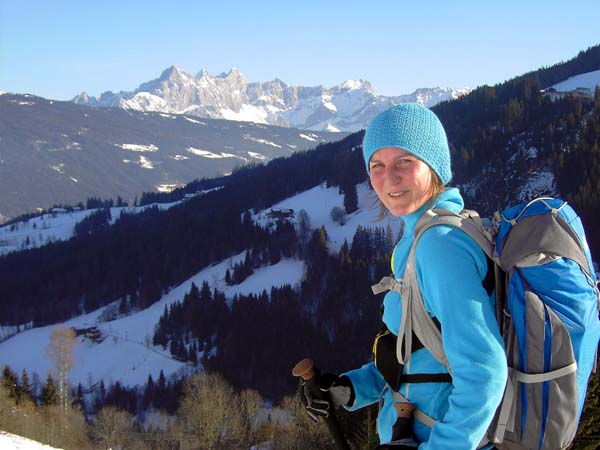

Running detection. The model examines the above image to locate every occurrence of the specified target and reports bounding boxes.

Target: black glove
[301,373,354,422]
[319,373,354,407]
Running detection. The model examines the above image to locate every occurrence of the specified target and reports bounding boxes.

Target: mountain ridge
[0,93,343,221]
[72,67,471,131]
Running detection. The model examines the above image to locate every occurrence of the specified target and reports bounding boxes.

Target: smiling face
[368,147,434,217]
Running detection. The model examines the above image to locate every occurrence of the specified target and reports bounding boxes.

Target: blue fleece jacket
[343,188,507,450]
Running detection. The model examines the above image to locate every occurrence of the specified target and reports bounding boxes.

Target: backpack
[371,197,600,450]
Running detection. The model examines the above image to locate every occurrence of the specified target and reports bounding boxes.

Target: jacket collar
[399,188,464,240]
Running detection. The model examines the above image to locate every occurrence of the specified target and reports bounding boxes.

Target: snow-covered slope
[0,200,183,256]
[0,431,62,450]
[548,69,600,93]
[253,182,400,252]
[0,252,305,389]
[73,66,471,131]
[0,181,400,393]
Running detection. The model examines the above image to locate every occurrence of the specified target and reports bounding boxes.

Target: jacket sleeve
[414,225,507,450]
[341,361,386,411]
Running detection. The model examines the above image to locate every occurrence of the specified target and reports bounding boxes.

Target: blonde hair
[372,169,445,220]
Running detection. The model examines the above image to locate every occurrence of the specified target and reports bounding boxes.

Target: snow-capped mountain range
[72,66,471,132]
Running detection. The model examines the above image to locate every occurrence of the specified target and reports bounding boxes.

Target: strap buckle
[372,276,403,295]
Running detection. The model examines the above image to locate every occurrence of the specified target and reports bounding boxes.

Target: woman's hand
[301,373,354,422]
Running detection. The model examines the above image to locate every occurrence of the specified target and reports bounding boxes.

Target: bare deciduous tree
[40,403,89,450]
[177,372,243,450]
[239,388,263,446]
[0,382,19,433]
[45,327,76,417]
[330,206,348,225]
[92,405,134,450]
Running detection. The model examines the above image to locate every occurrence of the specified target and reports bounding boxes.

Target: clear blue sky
[1,0,599,100]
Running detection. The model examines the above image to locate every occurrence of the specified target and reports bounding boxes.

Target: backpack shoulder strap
[397,208,497,370]
[425,208,497,261]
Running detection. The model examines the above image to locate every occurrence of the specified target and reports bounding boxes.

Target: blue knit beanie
[362,103,452,185]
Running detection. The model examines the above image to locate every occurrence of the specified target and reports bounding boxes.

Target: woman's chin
[385,199,427,217]
[387,205,412,217]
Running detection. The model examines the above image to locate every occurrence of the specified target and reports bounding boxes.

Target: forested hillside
[434,45,600,256]
[0,133,364,327]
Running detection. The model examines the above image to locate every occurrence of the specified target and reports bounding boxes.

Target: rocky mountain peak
[156,65,188,83]
[217,68,245,80]
[338,79,373,93]
[197,68,210,79]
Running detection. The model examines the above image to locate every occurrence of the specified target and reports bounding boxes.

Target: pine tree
[143,374,154,410]
[1,365,19,400]
[385,223,395,251]
[189,342,199,365]
[297,209,312,248]
[170,338,179,358]
[338,240,352,268]
[19,368,34,403]
[155,370,167,410]
[343,183,359,214]
[74,383,84,410]
[244,250,253,274]
[119,295,128,315]
[188,282,200,302]
[41,374,58,406]
[99,380,106,404]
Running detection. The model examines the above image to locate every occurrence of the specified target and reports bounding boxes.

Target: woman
[304,103,507,450]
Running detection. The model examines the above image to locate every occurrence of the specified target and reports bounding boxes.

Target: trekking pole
[292,358,351,450]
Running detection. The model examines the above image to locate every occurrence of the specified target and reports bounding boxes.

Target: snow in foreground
[0,431,62,450]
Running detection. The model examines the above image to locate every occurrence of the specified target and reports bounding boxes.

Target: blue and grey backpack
[372,197,600,450]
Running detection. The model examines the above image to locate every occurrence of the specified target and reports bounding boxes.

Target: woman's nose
[385,165,400,182]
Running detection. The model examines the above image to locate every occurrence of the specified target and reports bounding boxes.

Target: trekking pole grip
[292,358,351,450]
[292,357,316,381]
